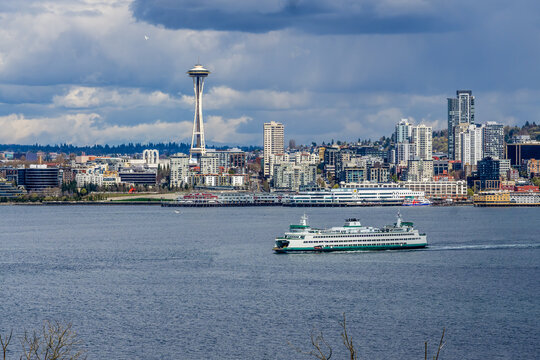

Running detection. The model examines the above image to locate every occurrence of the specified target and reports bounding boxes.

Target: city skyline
[0,0,539,146]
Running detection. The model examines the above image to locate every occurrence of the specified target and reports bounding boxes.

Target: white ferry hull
[273,237,427,253]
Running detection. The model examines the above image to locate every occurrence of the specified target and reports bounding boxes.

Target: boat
[402,196,431,206]
[273,213,427,253]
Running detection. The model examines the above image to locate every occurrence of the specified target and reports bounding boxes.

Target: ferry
[273,213,427,253]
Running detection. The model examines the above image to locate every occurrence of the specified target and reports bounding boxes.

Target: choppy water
[0,205,539,359]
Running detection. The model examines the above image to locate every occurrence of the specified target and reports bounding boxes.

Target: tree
[291,314,446,360]
[1,321,86,360]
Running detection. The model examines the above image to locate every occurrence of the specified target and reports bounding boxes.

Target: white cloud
[181,86,311,110]
[205,115,253,143]
[0,112,253,145]
[52,86,179,108]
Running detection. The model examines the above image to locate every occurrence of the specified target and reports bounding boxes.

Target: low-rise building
[400,180,467,200]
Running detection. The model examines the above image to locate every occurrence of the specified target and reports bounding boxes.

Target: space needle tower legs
[187,64,210,164]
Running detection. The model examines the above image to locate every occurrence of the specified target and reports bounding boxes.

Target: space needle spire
[187,63,210,163]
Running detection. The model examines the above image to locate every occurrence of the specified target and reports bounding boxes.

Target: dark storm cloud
[130,0,454,34]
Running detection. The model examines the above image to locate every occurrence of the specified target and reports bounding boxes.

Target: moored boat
[273,213,427,253]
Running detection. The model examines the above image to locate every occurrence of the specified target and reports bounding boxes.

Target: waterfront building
[0,179,26,198]
[119,170,157,186]
[474,190,540,206]
[448,90,475,160]
[400,180,467,200]
[395,119,412,143]
[188,64,211,163]
[483,122,504,160]
[411,124,433,160]
[17,165,63,191]
[263,121,284,177]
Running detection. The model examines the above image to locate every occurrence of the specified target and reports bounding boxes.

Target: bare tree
[339,314,357,360]
[425,328,446,360]
[1,321,86,360]
[289,328,333,360]
[1,331,13,360]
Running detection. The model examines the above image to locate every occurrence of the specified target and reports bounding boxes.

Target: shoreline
[2,200,475,207]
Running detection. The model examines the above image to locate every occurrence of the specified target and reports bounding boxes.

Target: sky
[0,0,539,146]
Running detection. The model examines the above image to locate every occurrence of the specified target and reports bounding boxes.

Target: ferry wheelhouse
[273,213,427,253]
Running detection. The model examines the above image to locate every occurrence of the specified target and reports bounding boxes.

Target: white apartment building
[263,121,284,177]
[169,154,190,187]
[200,153,219,174]
[411,124,433,160]
[395,118,413,143]
[460,124,484,166]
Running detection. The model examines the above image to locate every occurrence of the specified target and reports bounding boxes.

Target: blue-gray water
[1,205,539,359]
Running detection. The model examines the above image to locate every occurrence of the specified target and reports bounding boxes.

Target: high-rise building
[448,90,475,159]
[188,64,211,164]
[453,123,470,162]
[483,122,504,160]
[263,121,284,177]
[395,119,412,143]
[396,142,416,166]
[460,124,484,166]
[411,124,433,160]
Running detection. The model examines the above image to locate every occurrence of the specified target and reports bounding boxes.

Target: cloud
[0,0,539,147]
[130,0,454,34]
[205,115,254,143]
[52,86,179,108]
[181,86,311,110]
[0,112,254,145]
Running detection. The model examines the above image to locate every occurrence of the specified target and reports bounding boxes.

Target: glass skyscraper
[448,90,475,160]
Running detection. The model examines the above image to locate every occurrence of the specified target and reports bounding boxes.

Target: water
[0,205,539,359]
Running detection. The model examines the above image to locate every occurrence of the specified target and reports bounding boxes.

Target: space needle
[187,63,211,164]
